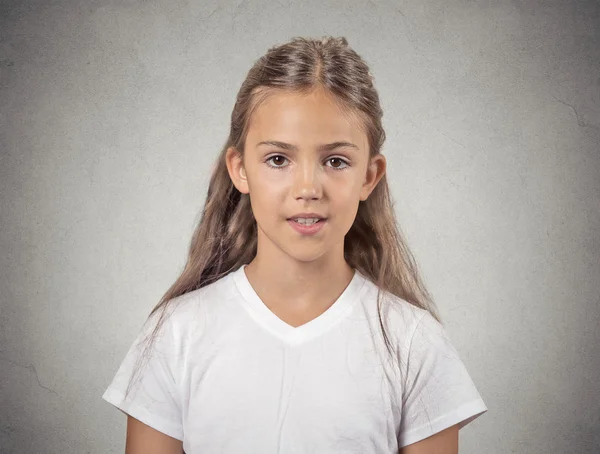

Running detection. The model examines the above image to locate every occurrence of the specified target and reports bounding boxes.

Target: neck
[243,256,355,310]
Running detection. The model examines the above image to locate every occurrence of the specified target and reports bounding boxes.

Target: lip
[288,218,327,235]
[287,212,327,220]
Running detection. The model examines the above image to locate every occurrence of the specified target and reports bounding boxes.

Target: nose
[292,157,323,200]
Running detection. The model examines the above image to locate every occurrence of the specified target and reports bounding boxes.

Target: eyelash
[265,155,350,171]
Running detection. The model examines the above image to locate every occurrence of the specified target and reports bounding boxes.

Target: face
[226,86,386,265]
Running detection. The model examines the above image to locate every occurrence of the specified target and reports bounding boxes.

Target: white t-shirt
[102,264,487,452]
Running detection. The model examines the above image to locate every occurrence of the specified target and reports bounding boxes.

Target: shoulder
[146,270,239,341]
[357,275,434,347]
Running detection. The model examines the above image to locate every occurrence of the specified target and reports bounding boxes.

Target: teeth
[293,218,320,225]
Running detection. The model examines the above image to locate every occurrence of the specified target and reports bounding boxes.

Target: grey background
[1,0,599,453]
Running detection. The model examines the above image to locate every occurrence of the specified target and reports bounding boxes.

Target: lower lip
[287,219,327,235]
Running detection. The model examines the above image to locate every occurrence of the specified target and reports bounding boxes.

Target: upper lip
[287,212,327,220]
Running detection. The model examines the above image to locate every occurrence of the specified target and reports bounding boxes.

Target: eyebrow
[256,140,359,152]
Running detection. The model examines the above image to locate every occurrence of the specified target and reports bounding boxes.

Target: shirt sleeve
[102,307,185,441]
[397,311,488,448]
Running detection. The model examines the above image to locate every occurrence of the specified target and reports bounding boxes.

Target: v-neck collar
[232,264,367,345]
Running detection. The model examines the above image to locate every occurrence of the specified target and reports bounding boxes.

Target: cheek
[251,167,288,190]
[253,177,287,203]
[331,192,360,222]
[247,177,286,220]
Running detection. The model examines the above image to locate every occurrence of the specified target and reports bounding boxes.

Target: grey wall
[1,0,599,453]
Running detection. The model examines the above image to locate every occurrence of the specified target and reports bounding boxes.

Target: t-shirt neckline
[232,264,367,345]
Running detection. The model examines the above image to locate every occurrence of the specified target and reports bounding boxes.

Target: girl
[102,36,488,454]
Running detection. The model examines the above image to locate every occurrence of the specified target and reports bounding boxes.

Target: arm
[125,415,184,454]
[399,423,459,454]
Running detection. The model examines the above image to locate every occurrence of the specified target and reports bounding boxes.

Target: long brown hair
[125,36,441,399]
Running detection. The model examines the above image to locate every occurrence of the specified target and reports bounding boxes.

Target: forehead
[246,88,368,150]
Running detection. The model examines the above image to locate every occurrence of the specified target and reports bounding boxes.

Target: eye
[266,155,288,169]
[265,155,350,171]
[327,157,349,170]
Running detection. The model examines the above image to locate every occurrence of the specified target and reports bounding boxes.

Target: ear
[359,154,386,201]
[225,146,250,194]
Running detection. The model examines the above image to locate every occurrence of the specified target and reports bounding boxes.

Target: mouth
[287,217,327,235]
[287,218,327,223]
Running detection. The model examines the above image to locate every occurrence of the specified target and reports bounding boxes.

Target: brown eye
[327,157,349,170]
[266,155,349,170]
[266,155,289,168]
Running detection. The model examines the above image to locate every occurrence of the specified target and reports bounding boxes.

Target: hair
[124,35,441,399]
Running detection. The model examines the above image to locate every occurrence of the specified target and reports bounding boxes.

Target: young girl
[102,36,487,453]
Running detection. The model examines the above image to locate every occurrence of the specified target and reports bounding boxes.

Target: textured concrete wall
[1,0,598,453]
